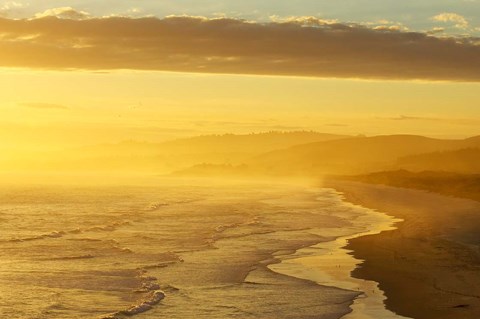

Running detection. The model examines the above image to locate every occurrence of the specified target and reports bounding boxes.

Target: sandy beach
[267,187,409,319]
[326,181,480,319]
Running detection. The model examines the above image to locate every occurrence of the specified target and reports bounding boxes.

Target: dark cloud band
[0,16,479,81]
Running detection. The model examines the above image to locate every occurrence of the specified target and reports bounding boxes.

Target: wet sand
[326,181,480,319]
[269,190,409,319]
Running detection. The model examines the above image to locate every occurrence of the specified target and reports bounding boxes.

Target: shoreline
[325,180,480,319]
[268,188,409,319]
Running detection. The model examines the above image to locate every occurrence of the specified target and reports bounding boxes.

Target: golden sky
[0,7,479,155]
[1,68,479,152]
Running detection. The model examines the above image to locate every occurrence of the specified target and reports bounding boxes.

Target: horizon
[2,2,480,319]
[2,129,480,181]
[2,70,479,146]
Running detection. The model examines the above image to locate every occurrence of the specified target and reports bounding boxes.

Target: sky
[1,0,479,36]
[0,0,479,153]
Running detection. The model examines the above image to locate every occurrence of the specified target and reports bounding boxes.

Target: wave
[101,273,166,319]
[8,230,66,242]
[102,290,165,319]
[44,254,96,261]
[5,220,131,243]
[214,216,262,234]
[141,261,179,269]
[145,202,169,211]
[84,221,131,232]
[268,189,407,319]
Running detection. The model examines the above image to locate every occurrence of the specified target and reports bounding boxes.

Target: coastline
[268,188,409,319]
[325,180,480,319]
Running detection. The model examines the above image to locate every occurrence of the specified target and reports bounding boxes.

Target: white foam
[101,290,165,319]
[269,189,412,319]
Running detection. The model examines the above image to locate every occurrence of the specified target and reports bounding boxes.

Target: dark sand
[326,181,480,319]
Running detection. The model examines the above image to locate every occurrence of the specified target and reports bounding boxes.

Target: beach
[326,181,480,319]
[2,179,479,318]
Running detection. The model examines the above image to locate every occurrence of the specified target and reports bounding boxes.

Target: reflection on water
[270,192,411,319]
[0,180,393,318]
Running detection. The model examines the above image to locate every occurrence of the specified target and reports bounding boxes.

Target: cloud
[34,7,90,20]
[0,15,479,81]
[365,19,408,32]
[0,1,27,17]
[1,1,24,11]
[269,15,339,26]
[427,27,445,35]
[432,13,469,29]
[19,102,69,110]
[372,25,402,31]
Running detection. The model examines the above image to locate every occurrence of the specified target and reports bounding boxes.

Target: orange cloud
[432,12,469,29]
[0,15,479,81]
[34,7,91,20]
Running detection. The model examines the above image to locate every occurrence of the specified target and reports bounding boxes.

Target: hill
[75,131,348,171]
[245,135,480,176]
[336,170,480,202]
[396,148,480,174]
[3,131,348,173]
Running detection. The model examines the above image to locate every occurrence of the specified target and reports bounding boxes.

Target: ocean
[0,179,406,319]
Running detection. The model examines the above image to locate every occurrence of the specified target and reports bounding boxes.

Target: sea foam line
[268,188,411,319]
[101,290,166,319]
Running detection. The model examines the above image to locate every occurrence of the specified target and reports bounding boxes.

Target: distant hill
[464,135,480,144]
[246,135,480,176]
[336,170,480,202]
[396,148,480,174]
[76,131,348,170]
[6,131,349,173]
[76,131,347,156]
[157,131,348,154]
[9,132,480,175]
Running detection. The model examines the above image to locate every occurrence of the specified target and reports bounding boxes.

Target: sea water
[0,179,402,319]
